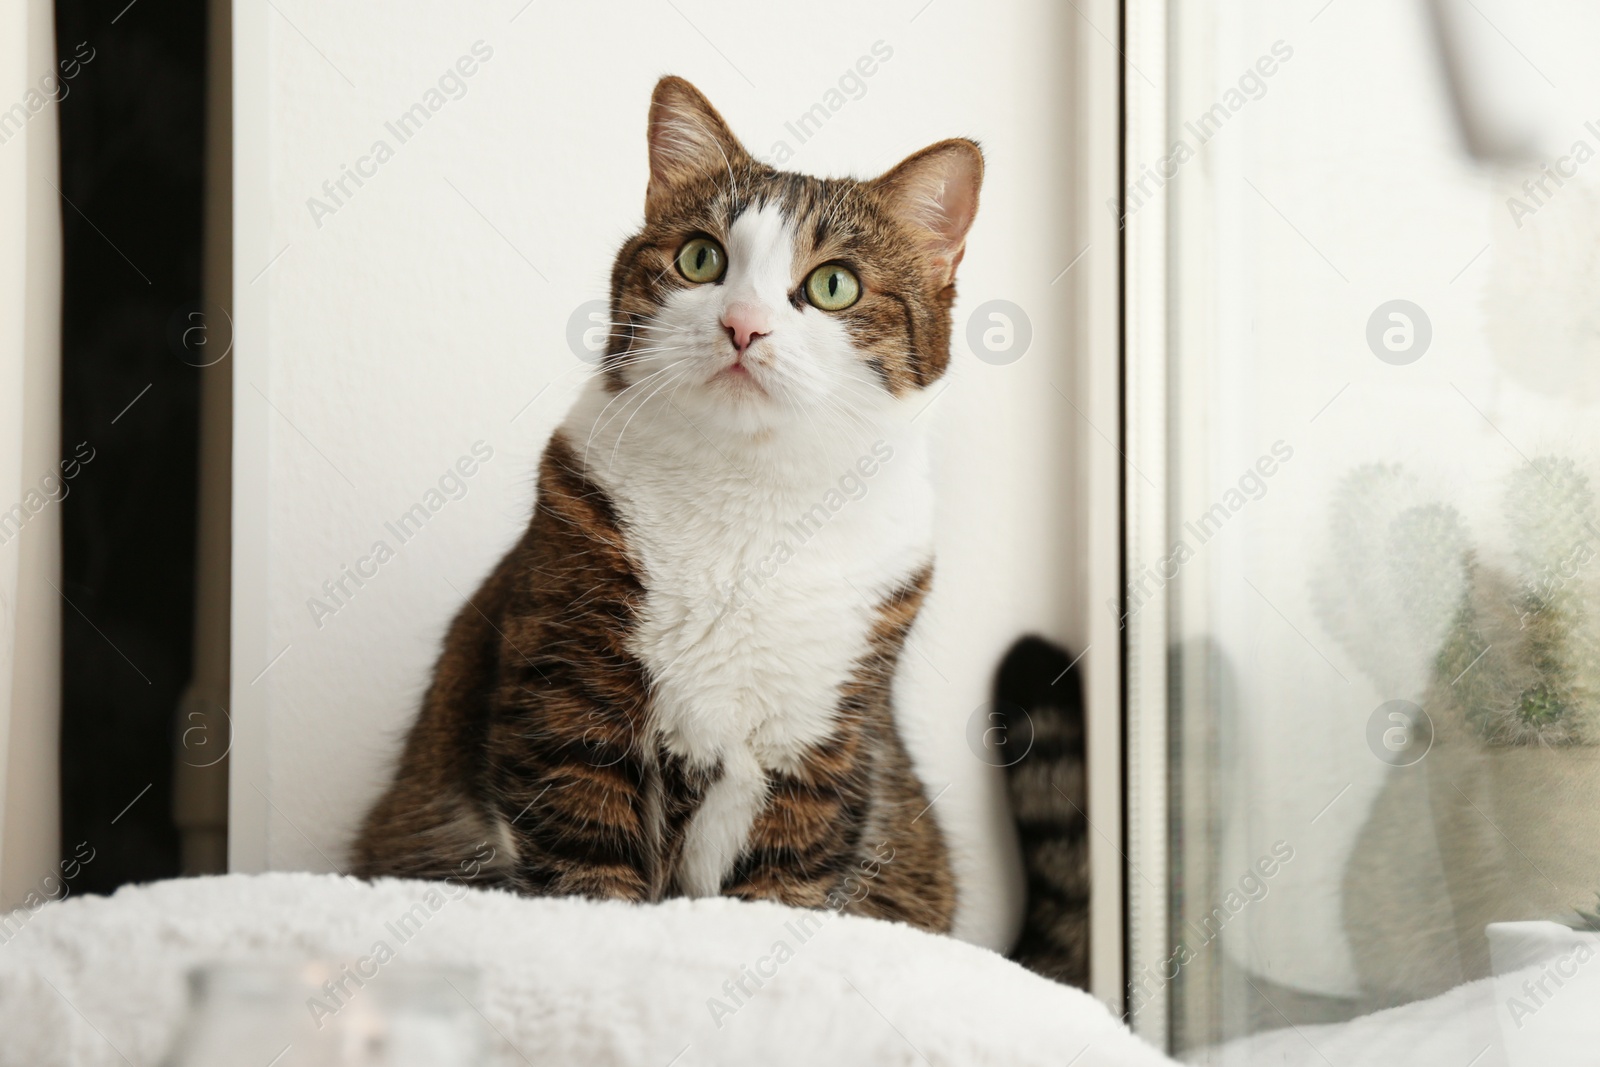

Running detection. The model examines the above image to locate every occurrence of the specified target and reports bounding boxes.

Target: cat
[995,636,1091,987]
[351,75,983,932]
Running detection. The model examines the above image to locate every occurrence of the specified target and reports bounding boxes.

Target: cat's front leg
[717,734,867,910]
[486,699,658,903]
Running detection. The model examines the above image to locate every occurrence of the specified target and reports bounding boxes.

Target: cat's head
[603,76,982,438]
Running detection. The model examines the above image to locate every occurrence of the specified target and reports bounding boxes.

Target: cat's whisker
[598,350,678,367]
[604,345,686,362]
[612,362,700,469]
[597,351,692,380]
[638,363,701,444]
[583,359,687,463]
[601,321,677,336]
[593,359,685,430]
[598,356,692,381]
[584,376,658,451]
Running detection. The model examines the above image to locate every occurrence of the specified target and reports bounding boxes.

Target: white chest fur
[560,381,934,895]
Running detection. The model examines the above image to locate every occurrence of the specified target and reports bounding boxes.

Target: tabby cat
[353,76,980,930]
[353,77,1089,982]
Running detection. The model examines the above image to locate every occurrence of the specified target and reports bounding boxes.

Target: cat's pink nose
[720,303,771,357]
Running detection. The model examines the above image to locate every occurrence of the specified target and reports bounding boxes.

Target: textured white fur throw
[0,873,1173,1066]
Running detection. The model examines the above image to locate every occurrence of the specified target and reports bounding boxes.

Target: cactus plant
[1317,457,1600,746]
[1312,465,1471,699]
[1452,457,1600,745]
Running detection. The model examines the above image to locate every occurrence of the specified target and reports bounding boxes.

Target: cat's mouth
[711,360,769,397]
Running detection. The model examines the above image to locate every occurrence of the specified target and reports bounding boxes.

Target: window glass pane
[1156,1,1600,1060]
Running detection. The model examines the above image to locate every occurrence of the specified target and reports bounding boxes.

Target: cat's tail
[996,635,1090,988]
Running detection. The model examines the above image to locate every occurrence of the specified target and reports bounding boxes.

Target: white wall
[232,0,1096,951]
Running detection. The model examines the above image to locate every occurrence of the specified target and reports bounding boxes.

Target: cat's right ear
[871,139,984,290]
[646,76,749,220]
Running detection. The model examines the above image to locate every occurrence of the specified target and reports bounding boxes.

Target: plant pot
[1479,746,1600,914]
[1344,730,1600,1006]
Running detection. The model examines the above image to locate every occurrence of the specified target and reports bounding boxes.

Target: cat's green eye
[676,237,726,284]
[804,263,861,311]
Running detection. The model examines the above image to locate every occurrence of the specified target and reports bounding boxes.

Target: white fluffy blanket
[0,873,1172,1066]
[1205,921,1600,1066]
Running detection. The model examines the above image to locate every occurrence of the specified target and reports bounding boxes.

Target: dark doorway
[53,0,209,895]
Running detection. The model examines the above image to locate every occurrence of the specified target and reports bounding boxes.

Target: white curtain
[0,0,62,910]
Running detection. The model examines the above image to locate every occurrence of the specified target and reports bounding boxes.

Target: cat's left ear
[872,139,984,288]
[646,76,751,220]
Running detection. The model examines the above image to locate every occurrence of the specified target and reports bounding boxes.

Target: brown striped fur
[355,435,952,925]
[997,636,1090,986]
[353,434,660,897]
